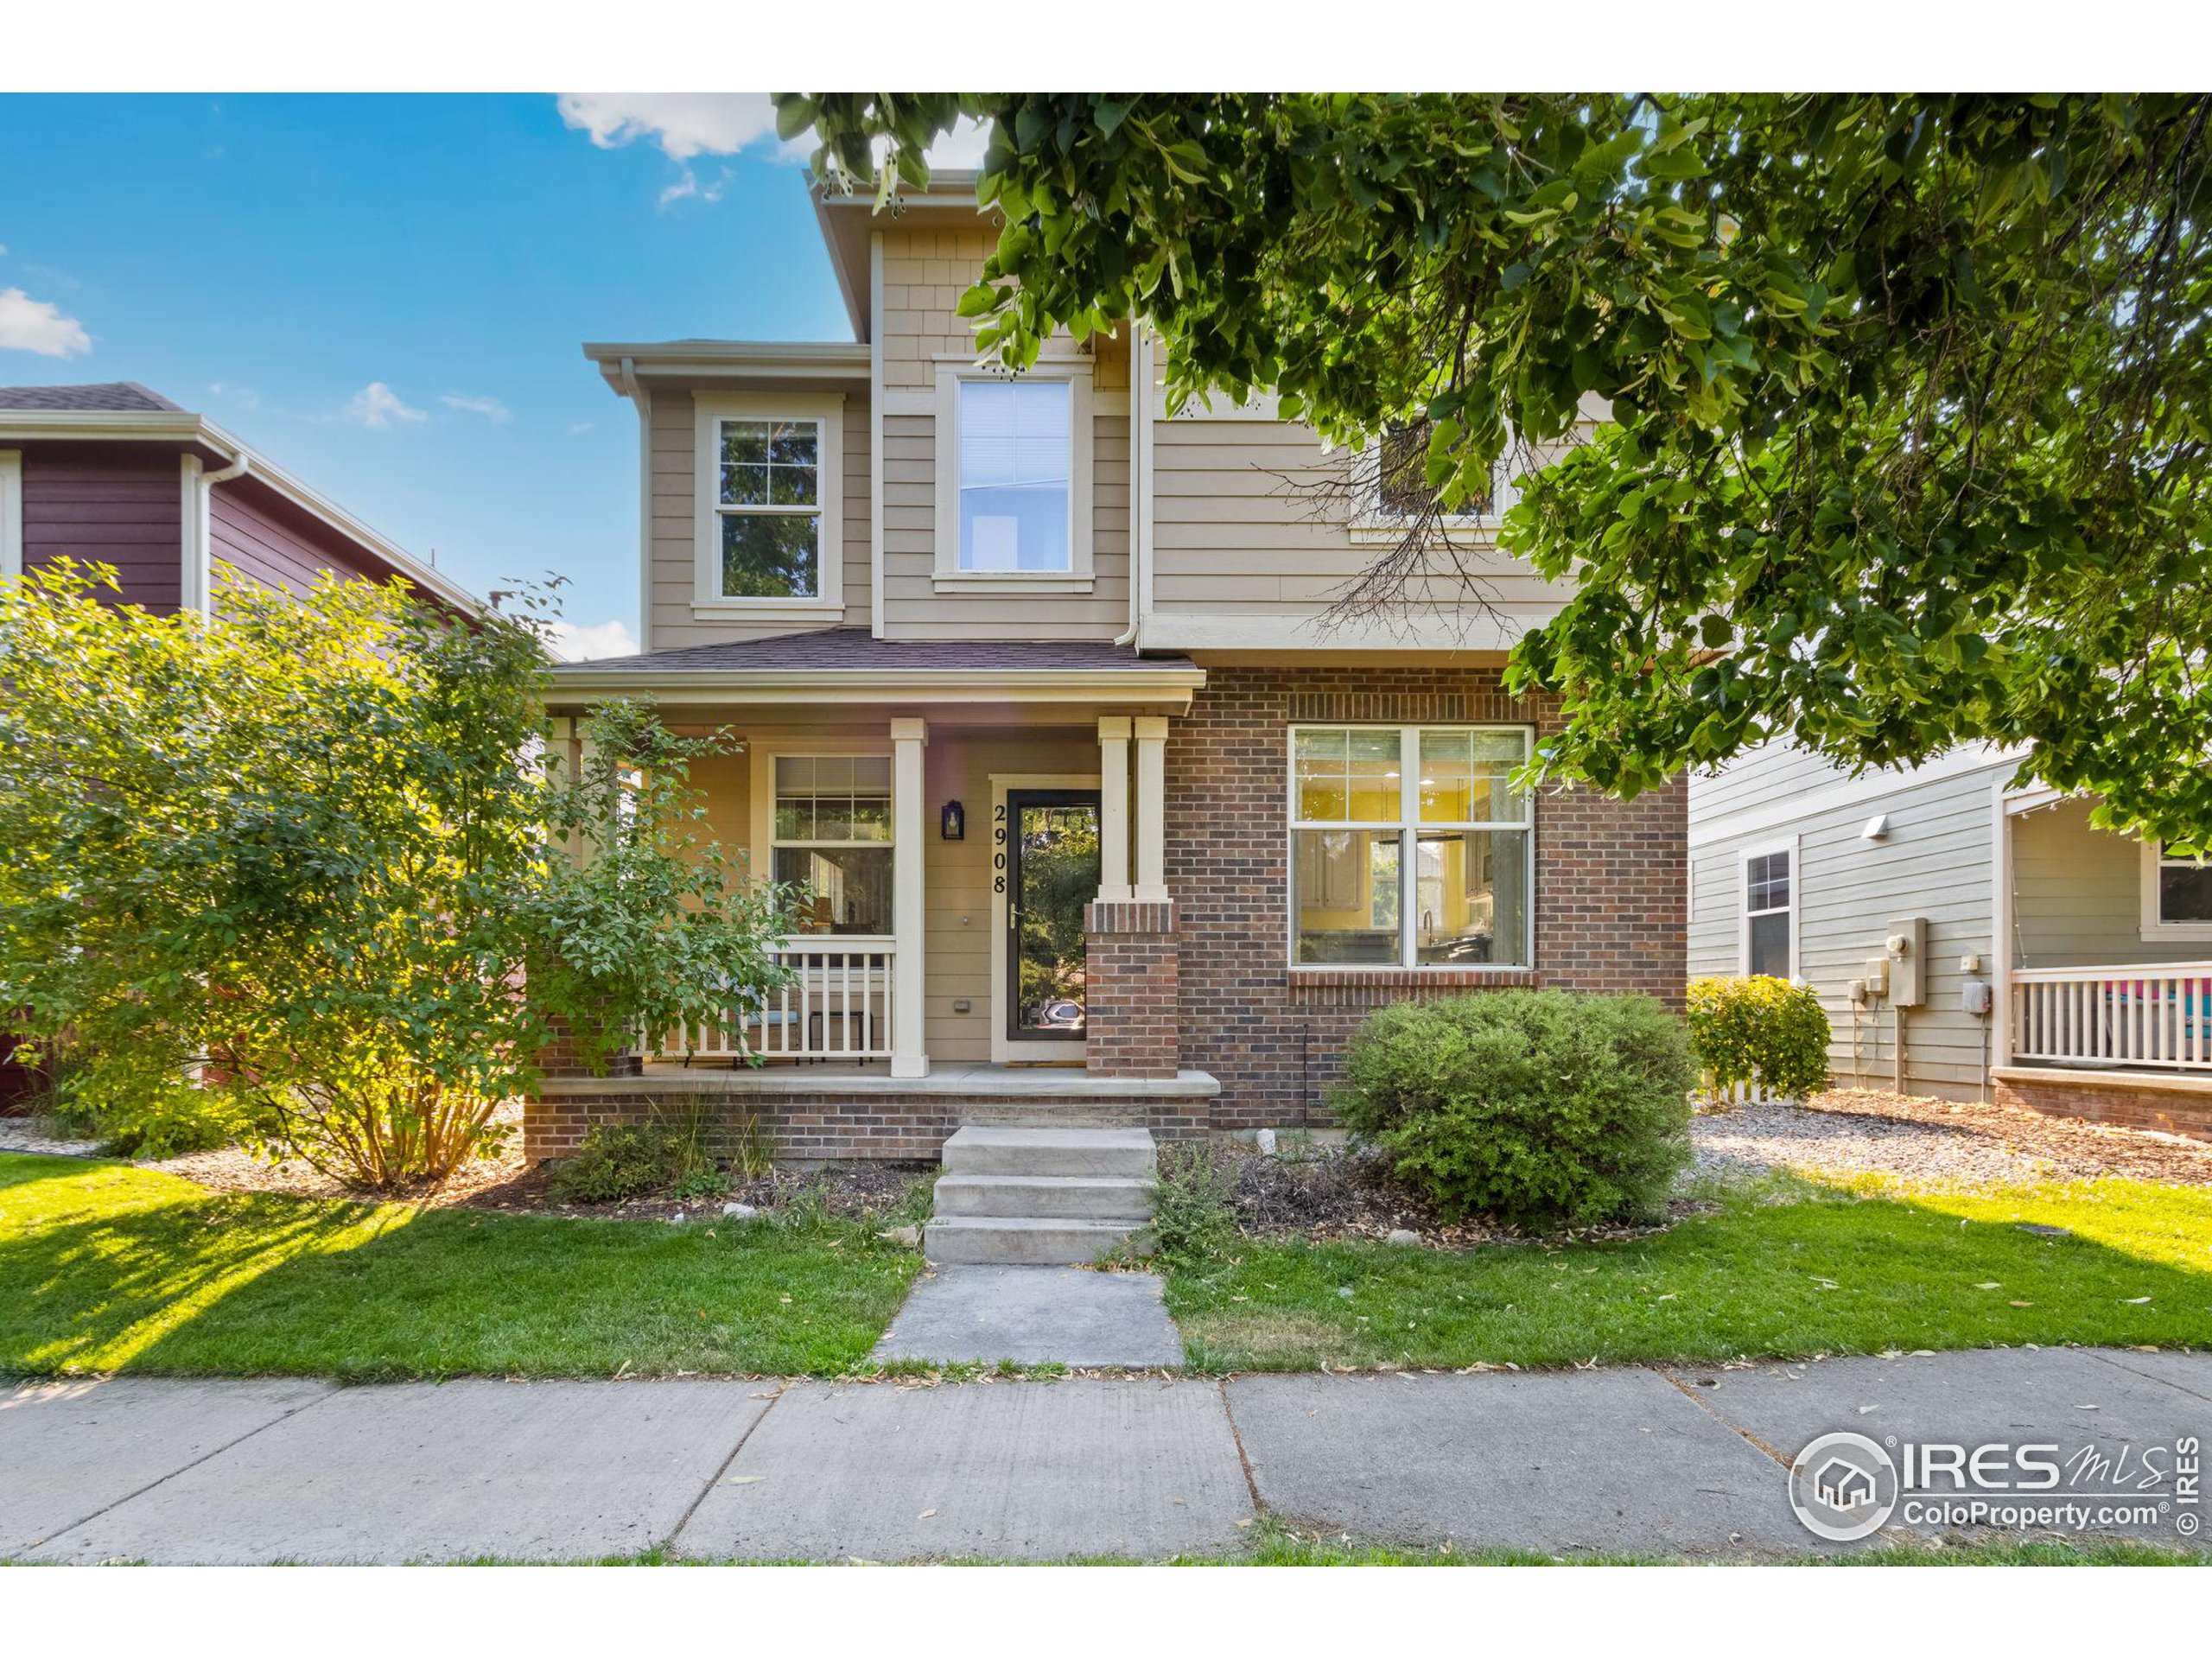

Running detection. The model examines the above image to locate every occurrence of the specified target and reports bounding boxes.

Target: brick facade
[1083,899,1180,1079]
[1163,665,1687,1131]
[1994,1071,2212,1143]
[526,1079,1216,1164]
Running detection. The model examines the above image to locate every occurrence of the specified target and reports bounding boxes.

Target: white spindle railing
[2011,963,2212,1071]
[658,938,895,1064]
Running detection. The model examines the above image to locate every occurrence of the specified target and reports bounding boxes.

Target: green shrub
[1147,1141,1237,1268]
[1330,989,1694,1229]
[1685,976,1831,1099]
[547,1122,673,1204]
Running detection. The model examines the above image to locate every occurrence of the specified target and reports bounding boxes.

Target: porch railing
[2010,963,2212,1071]
[656,938,895,1064]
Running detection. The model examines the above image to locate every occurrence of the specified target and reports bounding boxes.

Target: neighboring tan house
[0,380,482,1107]
[1688,741,2212,1140]
[531,172,1685,1189]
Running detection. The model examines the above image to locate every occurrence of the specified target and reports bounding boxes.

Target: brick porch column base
[537,1006,642,1080]
[1084,899,1179,1079]
[1993,1069,2212,1143]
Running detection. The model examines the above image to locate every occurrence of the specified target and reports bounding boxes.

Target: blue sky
[0,93,881,653]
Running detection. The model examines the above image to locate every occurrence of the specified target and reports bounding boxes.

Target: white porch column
[1133,715,1169,903]
[891,716,930,1078]
[1096,715,1133,901]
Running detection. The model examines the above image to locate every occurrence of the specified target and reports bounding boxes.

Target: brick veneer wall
[1084,899,1180,1078]
[537,1007,641,1080]
[1994,1073,2212,1143]
[1166,665,1688,1131]
[526,1082,1216,1163]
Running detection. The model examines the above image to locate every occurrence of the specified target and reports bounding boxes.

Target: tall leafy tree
[0,563,791,1184]
[779,93,2212,842]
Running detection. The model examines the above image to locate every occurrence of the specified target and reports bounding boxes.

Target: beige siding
[876,225,1132,639]
[1689,762,2005,1098]
[1147,416,1566,631]
[2012,798,2202,969]
[1688,738,1865,830]
[644,387,872,651]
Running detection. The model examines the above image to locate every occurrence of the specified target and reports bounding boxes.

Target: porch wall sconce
[940,799,965,841]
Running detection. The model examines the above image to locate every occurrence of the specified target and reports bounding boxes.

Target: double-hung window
[693,392,843,613]
[771,756,893,935]
[1291,725,1533,968]
[933,363,1092,588]
[2144,840,2212,939]
[1741,842,1796,978]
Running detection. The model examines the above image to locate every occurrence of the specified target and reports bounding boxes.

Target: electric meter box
[1885,916,1928,1008]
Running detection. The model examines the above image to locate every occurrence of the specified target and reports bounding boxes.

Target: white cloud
[0,286,91,358]
[340,382,428,429]
[558,93,989,173]
[207,380,261,410]
[543,617,640,663]
[567,421,596,435]
[441,392,512,423]
[557,93,780,162]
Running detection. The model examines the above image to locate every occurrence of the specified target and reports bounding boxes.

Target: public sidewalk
[3,1347,2205,1563]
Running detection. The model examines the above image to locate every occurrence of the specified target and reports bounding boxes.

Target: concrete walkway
[4,1348,2206,1563]
[871,1266,1185,1368]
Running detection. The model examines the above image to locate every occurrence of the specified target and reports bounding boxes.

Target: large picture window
[693,393,843,613]
[771,755,892,935]
[1290,725,1532,968]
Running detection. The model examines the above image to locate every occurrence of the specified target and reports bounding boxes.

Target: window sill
[1287,964,1535,985]
[2141,925,2212,943]
[931,571,1096,594]
[1347,518,1499,546]
[690,598,844,622]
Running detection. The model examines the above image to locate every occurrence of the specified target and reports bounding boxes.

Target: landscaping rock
[875,1224,920,1247]
[721,1202,759,1220]
[1385,1228,1421,1247]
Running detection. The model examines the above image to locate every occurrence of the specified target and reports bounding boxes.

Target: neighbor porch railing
[2010,963,2212,1071]
[656,938,895,1064]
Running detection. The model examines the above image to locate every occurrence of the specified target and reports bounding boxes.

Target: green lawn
[0,1153,922,1380]
[1167,1175,2212,1371]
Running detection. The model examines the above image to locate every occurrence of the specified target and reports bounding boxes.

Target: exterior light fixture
[941,799,965,841]
[1861,814,1890,842]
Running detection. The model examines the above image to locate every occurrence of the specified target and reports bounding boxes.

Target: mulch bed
[459,1157,932,1222]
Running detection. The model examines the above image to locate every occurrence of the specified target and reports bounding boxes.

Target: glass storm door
[1004,790,1101,1044]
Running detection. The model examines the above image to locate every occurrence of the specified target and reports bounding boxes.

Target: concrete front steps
[925,1127,1157,1265]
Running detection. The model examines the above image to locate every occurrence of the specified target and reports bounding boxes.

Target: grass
[0,1152,923,1380]
[1166,1173,2212,1371]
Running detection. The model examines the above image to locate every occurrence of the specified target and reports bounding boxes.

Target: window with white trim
[693,393,842,611]
[1349,419,1503,543]
[933,363,1092,587]
[1290,725,1533,968]
[2146,840,2212,936]
[772,755,892,935]
[1741,844,1795,978]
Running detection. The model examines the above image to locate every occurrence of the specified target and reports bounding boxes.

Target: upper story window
[1741,842,1796,978]
[934,362,1093,591]
[693,392,844,615]
[1351,418,1503,543]
[2144,840,2212,940]
[1290,725,1533,969]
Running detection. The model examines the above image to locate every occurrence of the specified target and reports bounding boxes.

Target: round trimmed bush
[1330,989,1694,1229]
[1685,976,1831,1100]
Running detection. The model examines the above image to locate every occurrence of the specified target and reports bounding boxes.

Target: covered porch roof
[544,628,1206,712]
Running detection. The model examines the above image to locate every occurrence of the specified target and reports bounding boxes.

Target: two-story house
[531,173,1686,1176]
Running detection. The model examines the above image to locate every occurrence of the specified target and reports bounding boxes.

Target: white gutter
[1114,323,1146,648]
[543,664,1207,710]
[617,355,653,655]
[0,409,481,615]
[869,232,887,639]
[182,447,250,618]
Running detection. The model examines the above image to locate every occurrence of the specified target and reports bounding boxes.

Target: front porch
[525,1060,1220,1164]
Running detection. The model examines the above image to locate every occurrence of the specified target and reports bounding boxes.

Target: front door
[1003,789,1101,1046]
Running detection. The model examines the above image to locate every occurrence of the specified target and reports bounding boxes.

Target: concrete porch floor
[563,1061,1222,1100]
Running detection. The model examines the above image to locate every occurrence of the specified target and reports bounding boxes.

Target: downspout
[618,356,653,654]
[1114,323,1153,649]
[185,443,249,618]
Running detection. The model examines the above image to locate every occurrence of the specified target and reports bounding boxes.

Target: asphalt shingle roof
[0,381,185,413]
[557,627,1194,674]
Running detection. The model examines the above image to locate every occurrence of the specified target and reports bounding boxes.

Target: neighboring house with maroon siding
[0,382,480,618]
[528,174,1686,1173]
[0,381,482,1108]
